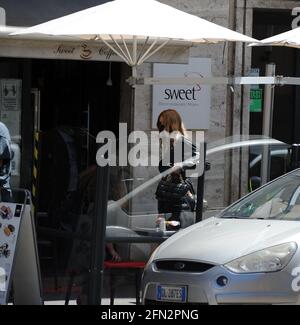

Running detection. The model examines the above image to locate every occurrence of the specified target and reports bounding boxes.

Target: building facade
[0,0,299,208]
[1,0,300,301]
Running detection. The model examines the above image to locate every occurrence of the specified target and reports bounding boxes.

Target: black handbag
[155,173,195,207]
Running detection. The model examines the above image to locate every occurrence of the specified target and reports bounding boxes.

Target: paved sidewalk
[44,298,137,305]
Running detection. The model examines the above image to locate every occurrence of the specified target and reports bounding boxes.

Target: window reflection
[221,173,300,221]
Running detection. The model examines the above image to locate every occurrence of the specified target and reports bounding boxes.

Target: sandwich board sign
[0,189,42,305]
[0,198,23,304]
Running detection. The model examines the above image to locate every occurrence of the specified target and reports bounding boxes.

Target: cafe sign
[0,38,188,64]
[0,39,119,62]
[152,58,211,130]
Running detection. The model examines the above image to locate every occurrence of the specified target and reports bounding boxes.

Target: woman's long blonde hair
[156,109,186,136]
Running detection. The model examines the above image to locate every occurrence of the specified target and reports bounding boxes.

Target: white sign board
[0,79,22,111]
[0,79,22,139]
[152,58,211,130]
[13,202,43,305]
[0,202,24,304]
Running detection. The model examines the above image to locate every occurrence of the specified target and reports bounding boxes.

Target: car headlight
[225,242,297,273]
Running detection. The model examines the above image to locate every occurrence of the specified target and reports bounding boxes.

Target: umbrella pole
[130,64,137,131]
[126,65,137,212]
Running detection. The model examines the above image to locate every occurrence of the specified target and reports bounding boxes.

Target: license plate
[156,285,187,302]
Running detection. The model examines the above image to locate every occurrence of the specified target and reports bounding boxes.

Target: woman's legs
[158,200,182,231]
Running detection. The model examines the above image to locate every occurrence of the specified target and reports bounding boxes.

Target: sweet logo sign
[164,73,203,101]
[80,44,93,60]
[164,87,199,101]
[152,58,211,130]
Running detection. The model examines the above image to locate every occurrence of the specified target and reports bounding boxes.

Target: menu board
[0,202,23,305]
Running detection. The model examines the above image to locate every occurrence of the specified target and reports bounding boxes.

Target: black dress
[157,136,197,229]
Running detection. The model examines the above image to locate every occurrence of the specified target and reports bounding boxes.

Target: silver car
[142,169,300,305]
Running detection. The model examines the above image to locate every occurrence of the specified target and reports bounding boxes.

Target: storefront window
[30,129,293,304]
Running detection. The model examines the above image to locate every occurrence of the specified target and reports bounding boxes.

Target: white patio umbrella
[258,26,300,48]
[11,0,258,76]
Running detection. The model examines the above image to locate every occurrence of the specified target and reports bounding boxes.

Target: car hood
[154,217,300,265]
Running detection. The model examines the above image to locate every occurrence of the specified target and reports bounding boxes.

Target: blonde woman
[155,109,197,230]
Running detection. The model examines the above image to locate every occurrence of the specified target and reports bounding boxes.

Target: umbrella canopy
[11,0,258,67]
[258,26,300,48]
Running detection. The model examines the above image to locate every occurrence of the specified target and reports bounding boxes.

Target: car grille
[155,260,215,272]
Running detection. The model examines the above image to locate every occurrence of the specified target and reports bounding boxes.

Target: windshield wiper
[220,215,249,219]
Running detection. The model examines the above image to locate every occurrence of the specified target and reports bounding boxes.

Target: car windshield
[220,170,300,221]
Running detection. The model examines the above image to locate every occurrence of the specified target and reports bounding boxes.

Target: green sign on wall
[250,88,262,112]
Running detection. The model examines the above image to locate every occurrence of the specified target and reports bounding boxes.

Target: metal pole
[196,143,206,222]
[131,66,137,132]
[88,164,110,305]
[290,144,300,170]
[261,63,275,185]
